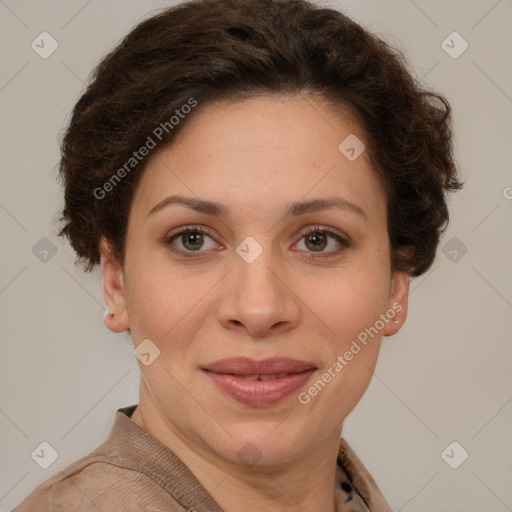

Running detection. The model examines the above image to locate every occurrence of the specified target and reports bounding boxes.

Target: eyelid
[296,224,350,244]
[292,224,351,259]
[168,224,214,237]
[164,225,218,248]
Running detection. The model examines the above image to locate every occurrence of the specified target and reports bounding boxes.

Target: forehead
[131,93,385,222]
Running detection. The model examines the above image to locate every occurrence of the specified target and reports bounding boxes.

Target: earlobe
[100,238,130,333]
[383,269,410,337]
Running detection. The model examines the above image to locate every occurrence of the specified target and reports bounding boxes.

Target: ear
[382,269,410,337]
[383,247,413,337]
[100,237,130,333]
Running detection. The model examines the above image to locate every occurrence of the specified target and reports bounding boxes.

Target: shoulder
[11,453,180,512]
[338,437,393,512]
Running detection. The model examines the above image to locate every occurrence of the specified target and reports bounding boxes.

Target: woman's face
[102,93,409,467]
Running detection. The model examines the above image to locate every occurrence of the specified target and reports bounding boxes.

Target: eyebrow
[147,194,367,220]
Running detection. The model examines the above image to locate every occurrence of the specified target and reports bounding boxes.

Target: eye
[164,224,350,259]
[294,225,350,259]
[165,225,219,256]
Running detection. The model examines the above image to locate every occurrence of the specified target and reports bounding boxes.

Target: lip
[202,357,316,375]
[202,357,316,406]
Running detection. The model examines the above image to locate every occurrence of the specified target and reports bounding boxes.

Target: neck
[131,399,342,512]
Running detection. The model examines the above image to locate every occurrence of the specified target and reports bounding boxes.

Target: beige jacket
[13,405,392,511]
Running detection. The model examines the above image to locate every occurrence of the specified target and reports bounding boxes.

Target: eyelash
[164,224,350,260]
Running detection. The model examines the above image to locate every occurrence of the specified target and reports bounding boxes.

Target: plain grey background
[1,0,511,510]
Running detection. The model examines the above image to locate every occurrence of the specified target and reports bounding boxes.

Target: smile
[201,357,317,406]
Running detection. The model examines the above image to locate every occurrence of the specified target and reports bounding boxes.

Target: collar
[99,405,390,511]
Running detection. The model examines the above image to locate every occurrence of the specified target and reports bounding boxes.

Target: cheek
[302,275,387,416]
[124,260,216,352]
[304,262,390,345]
[305,255,391,406]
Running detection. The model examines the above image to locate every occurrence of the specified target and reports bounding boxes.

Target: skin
[101,93,410,512]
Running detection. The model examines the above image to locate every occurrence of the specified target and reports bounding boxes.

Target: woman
[13,0,461,510]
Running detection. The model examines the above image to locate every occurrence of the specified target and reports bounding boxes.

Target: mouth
[222,373,295,380]
[202,356,316,375]
[201,357,316,406]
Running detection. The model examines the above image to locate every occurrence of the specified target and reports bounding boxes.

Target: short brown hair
[57,0,462,277]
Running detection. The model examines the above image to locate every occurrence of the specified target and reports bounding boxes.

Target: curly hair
[57,0,462,277]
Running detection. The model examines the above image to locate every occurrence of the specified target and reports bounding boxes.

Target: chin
[206,421,316,468]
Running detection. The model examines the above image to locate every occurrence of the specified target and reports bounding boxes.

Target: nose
[217,246,301,338]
